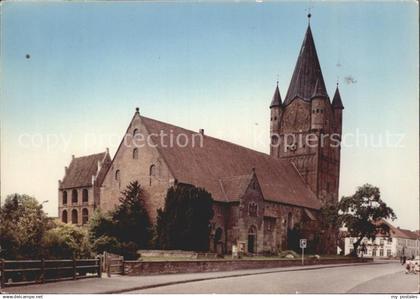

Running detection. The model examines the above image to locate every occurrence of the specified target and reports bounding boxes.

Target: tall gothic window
[82,189,88,203]
[62,210,68,223]
[72,189,78,204]
[82,208,89,225]
[63,191,67,205]
[71,209,78,224]
[287,212,293,230]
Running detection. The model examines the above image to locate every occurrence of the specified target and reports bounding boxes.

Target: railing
[0,258,102,288]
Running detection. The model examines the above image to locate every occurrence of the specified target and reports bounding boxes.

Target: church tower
[270,18,344,206]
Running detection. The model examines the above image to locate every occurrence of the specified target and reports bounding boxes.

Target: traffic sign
[300,239,307,249]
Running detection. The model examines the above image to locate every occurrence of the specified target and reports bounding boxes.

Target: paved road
[128,261,419,294]
[4,261,418,294]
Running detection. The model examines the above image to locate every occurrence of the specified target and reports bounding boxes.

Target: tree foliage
[155,184,214,251]
[0,194,48,259]
[338,184,396,255]
[88,181,152,259]
[42,221,91,259]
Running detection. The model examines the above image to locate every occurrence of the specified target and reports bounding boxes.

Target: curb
[101,261,385,294]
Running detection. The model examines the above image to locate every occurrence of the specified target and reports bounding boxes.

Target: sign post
[300,239,307,265]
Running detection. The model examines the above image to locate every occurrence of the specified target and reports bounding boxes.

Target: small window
[287,212,293,229]
[316,109,319,113]
[63,191,67,205]
[72,189,78,204]
[133,128,139,137]
[82,189,88,203]
[149,164,156,186]
[115,170,121,187]
[82,208,89,225]
[248,202,258,217]
[274,116,277,121]
[62,210,68,223]
[133,148,139,159]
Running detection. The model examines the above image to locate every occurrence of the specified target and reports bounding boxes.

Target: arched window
[133,148,139,159]
[72,189,78,204]
[62,210,68,223]
[248,226,257,254]
[82,208,89,225]
[215,228,223,243]
[82,189,88,203]
[149,164,156,186]
[63,191,67,205]
[287,212,293,230]
[115,170,121,187]
[71,209,78,224]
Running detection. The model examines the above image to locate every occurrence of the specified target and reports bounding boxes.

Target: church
[58,18,344,255]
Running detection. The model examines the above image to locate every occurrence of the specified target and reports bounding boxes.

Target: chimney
[72,154,75,160]
[106,147,109,155]
[65,166,68,174]
[199,129,204,135]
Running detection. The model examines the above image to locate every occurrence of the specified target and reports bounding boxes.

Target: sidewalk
[3,261,382,294]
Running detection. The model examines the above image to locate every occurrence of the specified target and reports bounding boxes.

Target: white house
[343,221,419,258]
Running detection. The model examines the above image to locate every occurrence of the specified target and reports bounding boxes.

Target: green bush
[42,221,92,259]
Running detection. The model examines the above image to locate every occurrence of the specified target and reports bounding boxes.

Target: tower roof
[332,85,344,109]
[270,82,282,108]
[284,25,328,105]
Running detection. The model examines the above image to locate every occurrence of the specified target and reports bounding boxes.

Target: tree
[0,194,48,259]
[338,184,396,256]
[87,181,152,259]
[113,181,152,249]
[155,184,214,251]
[318,203,340,254]
[42,221,91,259]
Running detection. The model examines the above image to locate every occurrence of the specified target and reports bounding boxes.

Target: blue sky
[1,1,418,229]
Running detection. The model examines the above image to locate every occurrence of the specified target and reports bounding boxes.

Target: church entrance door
[248,226,257,254]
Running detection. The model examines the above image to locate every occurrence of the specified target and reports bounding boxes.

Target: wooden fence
[0,258,102,288]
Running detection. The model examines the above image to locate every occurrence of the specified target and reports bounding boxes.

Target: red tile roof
[61,152,107,189]
[141,116,321,209]
[219,174,254,202]
[380,219,419,240]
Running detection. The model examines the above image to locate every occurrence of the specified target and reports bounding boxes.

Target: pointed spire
[284,23,328,105]
[270,81,282,108]
[332,84,344,109]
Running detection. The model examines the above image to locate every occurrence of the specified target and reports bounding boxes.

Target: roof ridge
[141,115,281,162]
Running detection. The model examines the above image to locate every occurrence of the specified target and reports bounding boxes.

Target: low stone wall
[124,258,372,276]
[138,250,217,259]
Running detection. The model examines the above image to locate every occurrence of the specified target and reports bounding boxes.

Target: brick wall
[124,258,371,276]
